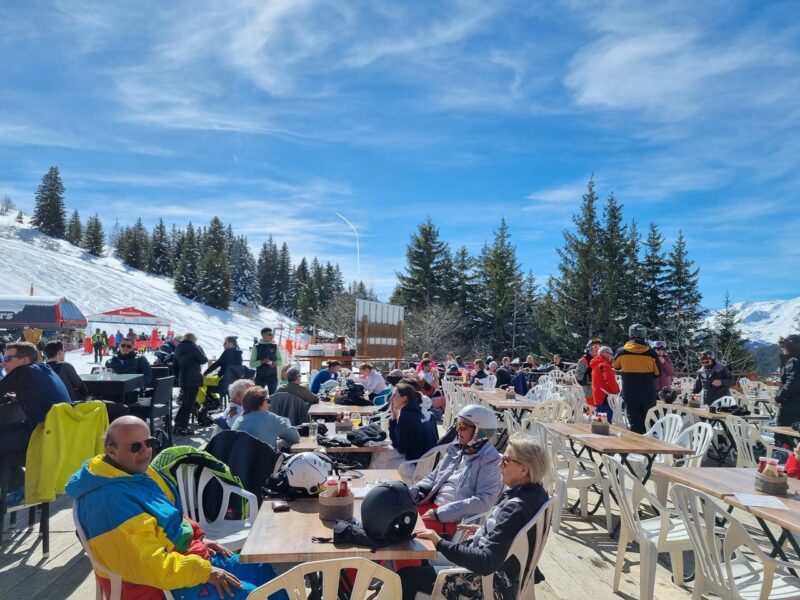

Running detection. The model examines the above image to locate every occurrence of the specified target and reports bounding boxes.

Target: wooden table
[80,373,145,403]
[765,426,800,439]
[653,466,800,566]
[289,436,395,454]
[546,423,688,483]
[308,402,379,419]
[473,389,539,411]
[239,469,436,564]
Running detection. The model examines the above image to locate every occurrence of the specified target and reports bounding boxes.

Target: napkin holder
[336,420,353,433]
[318,492,354,521]
[755,472,788,495]
[591,422,611,435]
[505,389,516,400]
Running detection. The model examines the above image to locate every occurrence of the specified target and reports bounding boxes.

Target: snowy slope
[0,215,295,373]
[706,297,800,344]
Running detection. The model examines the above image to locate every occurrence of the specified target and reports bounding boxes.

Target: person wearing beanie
[691,350,735,406]
[776,335,800,448]
[612,324,660,434]
[590,346,620,421]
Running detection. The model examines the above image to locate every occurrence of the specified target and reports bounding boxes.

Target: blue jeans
[171,554,288,600]
[594,400,613,423]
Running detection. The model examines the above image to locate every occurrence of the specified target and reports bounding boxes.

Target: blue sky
[1,1,798,309]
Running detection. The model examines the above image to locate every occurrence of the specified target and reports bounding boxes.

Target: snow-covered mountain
[0,214,295,372]
[706,297,800,344]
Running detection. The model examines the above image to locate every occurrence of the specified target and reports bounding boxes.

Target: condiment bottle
[325,470,339,497]
[339,477,349,497]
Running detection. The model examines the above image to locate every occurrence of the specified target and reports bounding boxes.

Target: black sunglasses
[120,344,133,348]
[116,437,157,453]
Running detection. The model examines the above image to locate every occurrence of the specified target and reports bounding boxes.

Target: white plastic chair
[174,464,257,550]
[651,422,714,504]
[542,425,612,531]
[419,499,555,600]
[530,422,567,534]
[671,484,800,600]
[711,395,737,409]
[726,415,775,468]
[603,457,692,600]
[645,404,692,430]
[399,443,449,485]
[624,413,685,478]
[606,394,628,427]
[502,410,522,436]
[486,374,497,389]
[73,503,175,600]
[522,399,573,425]
[247,557,400,599]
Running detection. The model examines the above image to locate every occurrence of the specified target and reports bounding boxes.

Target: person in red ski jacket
[590,346,620,422]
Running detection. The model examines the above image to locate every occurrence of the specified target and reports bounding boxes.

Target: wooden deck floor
[0,426,767,600]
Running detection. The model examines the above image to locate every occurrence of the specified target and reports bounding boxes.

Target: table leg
[756,516,798,576]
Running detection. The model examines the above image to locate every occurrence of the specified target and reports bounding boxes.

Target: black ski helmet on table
[361,481,416,543]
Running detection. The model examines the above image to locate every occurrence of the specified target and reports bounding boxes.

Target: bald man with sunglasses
[67,416,277,600]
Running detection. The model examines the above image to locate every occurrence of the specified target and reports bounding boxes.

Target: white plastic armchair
[671,484,800,600]
[247,557,401,599]
[605,394,628,427]
[73,503,175,600]
[522,399,573,425]
[174,464,257,550]
[502,410,522,436]
[399,443,449,485]
[602,456,692,600]
[418,499,555,600]
[726,415,775,468]
[645,404,692,430]
[711,395,737,409]
[651,421,713,504]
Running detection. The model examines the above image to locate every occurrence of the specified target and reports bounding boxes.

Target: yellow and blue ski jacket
[65,456,212,595]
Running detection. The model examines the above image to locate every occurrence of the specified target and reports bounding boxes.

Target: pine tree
[31,166,67,238]
[148,218,174,276]
[231,236,260,306]
[0,195,15,216]
[197,251,232,310]
[514,272,540,356]
[121,218,150,270]
[536,180,602,357]
[171,224,184,265]
[710,292,754,372]
[449,246,480,321]
[273,243,292,313]
[256,238,279,310]
[82,214,105,256]
[66,209,83,246]
[289,258,310,316]
[663,231,705,372]
[641,222,669,334]
[16,211,24,223]
[174,223,201,299]
[479,219,524,357]
[391,218,451,308]
[595,194,635,349]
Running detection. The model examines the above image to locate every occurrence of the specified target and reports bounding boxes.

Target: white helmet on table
[282,452,328,496]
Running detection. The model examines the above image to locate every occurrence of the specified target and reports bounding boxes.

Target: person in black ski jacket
[204,336,244,400]
[692,350,735,405]
[775,335,800,448]
[173,333,208,435]
[44,340,88,402]
[401,433,551,600]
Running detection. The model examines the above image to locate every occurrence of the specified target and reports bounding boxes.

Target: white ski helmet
[320,379,339,393]
[456,404,498,445]
[282,452,328,496]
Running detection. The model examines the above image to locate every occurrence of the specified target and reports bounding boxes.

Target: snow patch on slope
[0,214,295,373]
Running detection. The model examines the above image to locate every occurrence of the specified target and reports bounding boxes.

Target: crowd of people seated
[4,324,800,600]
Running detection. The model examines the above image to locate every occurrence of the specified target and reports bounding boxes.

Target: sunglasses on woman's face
[455,421,475,432]
[500,455,522,466]
[116,437,157,453]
